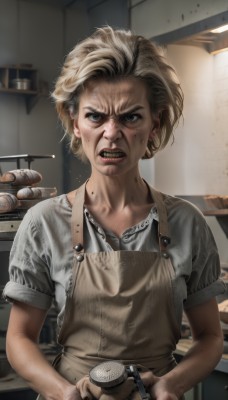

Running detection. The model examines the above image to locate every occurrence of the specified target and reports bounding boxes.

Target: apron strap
[71,181,87,252]
[149,187,171,254]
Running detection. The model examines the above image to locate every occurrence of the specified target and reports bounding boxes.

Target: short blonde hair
[52,26,183,161]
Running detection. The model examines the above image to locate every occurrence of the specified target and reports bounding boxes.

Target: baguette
[0,169,42,186]
[16,187,42,199]
[0,192,18,213]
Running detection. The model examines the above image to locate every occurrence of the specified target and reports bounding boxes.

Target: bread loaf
[17,187,42,199]
[0,169,42,185]
[34,187,57,198]
[0,192,19,213]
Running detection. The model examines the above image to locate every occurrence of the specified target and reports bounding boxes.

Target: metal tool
[89,361,150,399]
[89,361,128,389]
[127,365,150,400]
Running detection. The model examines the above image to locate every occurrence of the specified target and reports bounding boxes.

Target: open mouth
[100,150,126,159]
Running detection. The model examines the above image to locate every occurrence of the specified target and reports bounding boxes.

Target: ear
[149,116,160,141]
[73,119,81,138]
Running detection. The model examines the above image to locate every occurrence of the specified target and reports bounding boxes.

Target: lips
[99,150,126,159]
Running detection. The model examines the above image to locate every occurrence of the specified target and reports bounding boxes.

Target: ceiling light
[210,47,228,55]
[211,24,228,34]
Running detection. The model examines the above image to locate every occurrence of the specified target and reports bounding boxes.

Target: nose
[103,117,122,142]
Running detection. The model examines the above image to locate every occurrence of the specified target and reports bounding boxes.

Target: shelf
[0,65,42,113]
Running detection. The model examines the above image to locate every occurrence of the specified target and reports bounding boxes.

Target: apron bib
[37,183,181,398]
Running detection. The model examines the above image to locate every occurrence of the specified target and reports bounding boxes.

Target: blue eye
[86,112,103,122]
[121,113,141,123]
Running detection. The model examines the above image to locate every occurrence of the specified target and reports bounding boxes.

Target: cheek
[83,136,90,143]
[132,131,147,146]
[140,137,147,144]
[80,128,92,144]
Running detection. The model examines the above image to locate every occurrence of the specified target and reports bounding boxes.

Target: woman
[3,26,225,400]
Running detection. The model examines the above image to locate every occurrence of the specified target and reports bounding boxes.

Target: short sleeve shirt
[3,192,225,328]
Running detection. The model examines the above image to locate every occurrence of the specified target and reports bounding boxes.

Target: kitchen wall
[153,45,228,196]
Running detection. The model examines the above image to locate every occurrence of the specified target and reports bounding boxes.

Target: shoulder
[21,194,72,230]
[162,192,205,222]
[30,193,71,212]
[153,190,208,239]
[160,193,216,253]
[148,184,203,220]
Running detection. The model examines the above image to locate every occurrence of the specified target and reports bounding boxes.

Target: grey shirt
[3,192,225,329]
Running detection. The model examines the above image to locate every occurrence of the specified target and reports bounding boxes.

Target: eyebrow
[82,105,144,115]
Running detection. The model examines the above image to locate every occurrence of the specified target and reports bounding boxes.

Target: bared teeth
[101,151,124,158]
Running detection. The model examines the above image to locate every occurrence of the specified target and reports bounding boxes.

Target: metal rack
[0,154,55,169]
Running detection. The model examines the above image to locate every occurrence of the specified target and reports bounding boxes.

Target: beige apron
[38,182,181,398]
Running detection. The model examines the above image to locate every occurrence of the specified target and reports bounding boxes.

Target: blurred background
[0,1,228,399]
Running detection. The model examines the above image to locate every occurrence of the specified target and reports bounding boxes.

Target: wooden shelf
[0,88,37,95]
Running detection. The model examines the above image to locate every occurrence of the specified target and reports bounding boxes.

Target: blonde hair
[52,26,183,161]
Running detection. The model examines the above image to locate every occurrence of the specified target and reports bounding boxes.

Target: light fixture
[209,24,228,54]
[210,46,228,55]
[211,24,228,34]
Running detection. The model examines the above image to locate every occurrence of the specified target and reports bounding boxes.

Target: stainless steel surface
[0,154,55,169]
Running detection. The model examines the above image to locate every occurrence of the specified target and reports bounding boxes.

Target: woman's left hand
[140,371,179,400]
[149,379,179,400]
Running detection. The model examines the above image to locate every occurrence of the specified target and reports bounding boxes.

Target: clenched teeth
[100,151,125,158]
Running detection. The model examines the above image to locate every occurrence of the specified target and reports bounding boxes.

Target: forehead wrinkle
[81,93,147,116]
[81,78,149,115]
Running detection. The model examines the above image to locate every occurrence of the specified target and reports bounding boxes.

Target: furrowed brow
[83,106,105,115]
[119,106,144,116]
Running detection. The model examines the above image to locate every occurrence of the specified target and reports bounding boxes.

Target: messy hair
[52,25,183,161]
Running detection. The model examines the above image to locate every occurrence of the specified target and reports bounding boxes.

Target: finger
[76,376,97,400]
[140,371,159,386]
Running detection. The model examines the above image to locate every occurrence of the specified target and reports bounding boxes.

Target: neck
[85,172,149,210]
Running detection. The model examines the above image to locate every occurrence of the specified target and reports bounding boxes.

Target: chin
[95,165,124,177]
